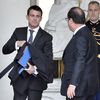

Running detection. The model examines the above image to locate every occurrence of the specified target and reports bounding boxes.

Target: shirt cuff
[33,65,38,76]
[15,41,19,50]
[69,84,76,88]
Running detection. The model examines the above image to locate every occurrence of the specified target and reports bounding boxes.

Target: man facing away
[60,7,99,100]
[85,1,100,100]
[2,5,54,100]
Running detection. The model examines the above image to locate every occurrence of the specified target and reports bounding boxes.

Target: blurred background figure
[85,1,100,100]
[80,0,100,19]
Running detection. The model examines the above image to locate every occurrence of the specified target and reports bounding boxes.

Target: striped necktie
[28,29,34,44]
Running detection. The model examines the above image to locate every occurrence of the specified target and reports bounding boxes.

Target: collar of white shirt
[27,26,40,42]
[74,24,86,35]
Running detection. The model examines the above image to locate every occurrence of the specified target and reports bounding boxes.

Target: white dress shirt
[27,26,39,42]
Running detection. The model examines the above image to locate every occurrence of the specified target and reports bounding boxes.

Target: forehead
[29,9,41,15]
[89,3,100,9]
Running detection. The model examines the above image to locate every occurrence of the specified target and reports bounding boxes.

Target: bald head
[67,7,85,24]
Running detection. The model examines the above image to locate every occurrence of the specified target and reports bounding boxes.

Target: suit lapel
[23,27,28,41]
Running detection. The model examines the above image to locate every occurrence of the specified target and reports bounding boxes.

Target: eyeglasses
[65,18,68,21]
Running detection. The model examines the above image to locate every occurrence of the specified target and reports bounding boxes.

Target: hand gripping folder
[18,46,31,74]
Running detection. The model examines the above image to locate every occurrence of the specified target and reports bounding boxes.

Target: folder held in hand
[18,46,31,74]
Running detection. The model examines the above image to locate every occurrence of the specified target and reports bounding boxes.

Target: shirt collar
[90,19,99,24]
[74,24,86,35]
[28,26,40,33]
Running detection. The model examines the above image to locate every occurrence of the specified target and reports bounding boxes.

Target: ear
[40,16,42,22]
[26,15,28,20]
[69,18,74,25]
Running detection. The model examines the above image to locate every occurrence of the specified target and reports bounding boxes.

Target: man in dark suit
[2,5,54,100]
[60,7,99,100]
[85,1,100,100]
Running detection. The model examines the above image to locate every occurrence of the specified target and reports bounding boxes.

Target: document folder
[18,46,31,74]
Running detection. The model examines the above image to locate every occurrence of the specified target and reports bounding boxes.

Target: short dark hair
[67,7,85,24]
[27,5,43,16]
[89,1,100,7]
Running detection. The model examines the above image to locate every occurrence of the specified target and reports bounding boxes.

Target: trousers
[13,88,43,100]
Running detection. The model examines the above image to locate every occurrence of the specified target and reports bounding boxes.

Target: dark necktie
[28,29,34,44]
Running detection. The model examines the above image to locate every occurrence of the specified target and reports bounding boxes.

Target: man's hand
[67,84,76,99]
[17,40,26,47]
[24,62,37,75]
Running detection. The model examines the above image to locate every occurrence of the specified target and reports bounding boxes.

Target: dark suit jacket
[2,27,54,94]
[60,26,99,96]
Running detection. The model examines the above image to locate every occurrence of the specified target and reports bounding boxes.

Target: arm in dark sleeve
[2,29,17,54]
